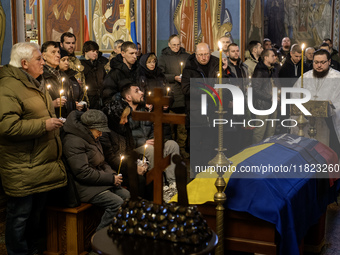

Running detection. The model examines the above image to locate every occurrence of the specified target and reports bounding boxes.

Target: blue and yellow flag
[124,0,137,45]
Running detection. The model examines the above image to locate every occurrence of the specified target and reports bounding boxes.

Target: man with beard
[121,83,180,201]
[292,49,340,156]
[277,37,291,62]
[60,32,85,85]
[244,40,263,77]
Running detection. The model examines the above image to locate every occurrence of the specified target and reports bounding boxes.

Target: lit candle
[59,89,64,117]
[46,84,51,90]
[61,77,65,91]
[81,85,88,101]
[143,144,148,162]
[117,155,124,175]
[218,41,222,84]
[166,87,170,96]
[301,43,305,89]
[78,65,80,70]
[148,91,151,97]
[180,62,183,74]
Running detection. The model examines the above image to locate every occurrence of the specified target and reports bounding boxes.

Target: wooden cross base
[132,88,186,204]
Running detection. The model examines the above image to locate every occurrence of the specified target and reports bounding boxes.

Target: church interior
[2,0,340,255]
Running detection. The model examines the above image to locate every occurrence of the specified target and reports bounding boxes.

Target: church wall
[1,0,13,66]
[156,0,241,56]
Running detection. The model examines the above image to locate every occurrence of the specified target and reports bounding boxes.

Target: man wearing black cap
[62,109,130,231]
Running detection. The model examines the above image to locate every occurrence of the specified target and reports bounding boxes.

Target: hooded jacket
[137,53,167,94]
[158,47,190,109]
[62,111,116,202]
[102,54,138,104]
[0,65,67,197]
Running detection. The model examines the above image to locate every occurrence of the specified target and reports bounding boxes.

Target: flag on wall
[124,0,137,45]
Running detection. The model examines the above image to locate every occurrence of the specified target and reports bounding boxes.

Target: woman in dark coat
[101,99,150,199]
[62,109,130,231]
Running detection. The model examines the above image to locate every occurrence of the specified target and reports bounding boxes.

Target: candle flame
[217,73,221,77]
[248,76,251,79]
[301,43,305,50]
[85,86,88,90]
[61,77,65,82]
[145,144,148,149]
[218,41,222,50]
[180,62,183,66]
[148,92,151,96]
[167,87,170,91]
[47,84,51,89]
[121,155,124,160]
[60,89,64,95]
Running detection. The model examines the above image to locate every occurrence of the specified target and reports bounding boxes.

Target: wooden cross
[132,88,186,204]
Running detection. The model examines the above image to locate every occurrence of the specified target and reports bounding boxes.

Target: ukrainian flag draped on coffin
[171,134,340,255]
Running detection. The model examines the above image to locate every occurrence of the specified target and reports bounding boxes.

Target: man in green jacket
[0,42,67,255]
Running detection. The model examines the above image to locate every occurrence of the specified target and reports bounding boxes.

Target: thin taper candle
[143,144,148,162]
[117,155,124,175]
[180,62,183,74]
[59,89,64,117]
[218,41,222,84]
[301,43,305,89]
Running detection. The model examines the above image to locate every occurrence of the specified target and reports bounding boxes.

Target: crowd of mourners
[1,31,340,254]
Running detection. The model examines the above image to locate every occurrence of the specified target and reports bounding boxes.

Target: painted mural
[0,0,11,66]
[157,0,239,54]
[89,0,134,52]
[264,0,334,48]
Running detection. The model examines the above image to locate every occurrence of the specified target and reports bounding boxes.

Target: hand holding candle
[117,155,124,175]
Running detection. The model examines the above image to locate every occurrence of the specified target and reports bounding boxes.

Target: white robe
[291,68,340,144]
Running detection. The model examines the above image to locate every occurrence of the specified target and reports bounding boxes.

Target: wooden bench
[44,203,102,255]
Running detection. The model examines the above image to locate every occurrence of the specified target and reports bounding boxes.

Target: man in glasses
[181,42,234,168]
[292,49,340,157]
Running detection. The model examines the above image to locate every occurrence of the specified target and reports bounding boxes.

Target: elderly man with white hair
[0,42,67,255]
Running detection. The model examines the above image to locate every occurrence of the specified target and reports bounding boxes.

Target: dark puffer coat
[62,111,116,202]
[158,47,190,109]
[252,61,280,110]
[102,54,138,104]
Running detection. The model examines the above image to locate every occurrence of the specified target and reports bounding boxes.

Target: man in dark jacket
[80,40,107,109]
[158,35,190,158]
[63,110,130,231]
[252,49,280,144]
[277,37,291,62]
[0,42,66,255]
[102,41,138,104]
[323,38,340,63]
[319,43,340,71]
[181,42,234,168]
[121,83,180,193]
[279,44,308,83]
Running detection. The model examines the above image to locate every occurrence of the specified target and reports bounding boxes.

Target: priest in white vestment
[292,49,340,156]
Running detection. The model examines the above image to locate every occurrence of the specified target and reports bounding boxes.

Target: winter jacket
[0,65,67,197]
[62,111,116,202]
[244,53,259,77]
[227,58,249,92]
[279,53,308,88]
[252,61,280,111]
[42,65,76,117]
[102,54,138,104]
[158,47,190,109]
[137,53,167,93]
[64,68,84,103]
[181,54,234,126]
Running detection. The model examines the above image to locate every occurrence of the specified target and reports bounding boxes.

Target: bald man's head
[195,43,211,65]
